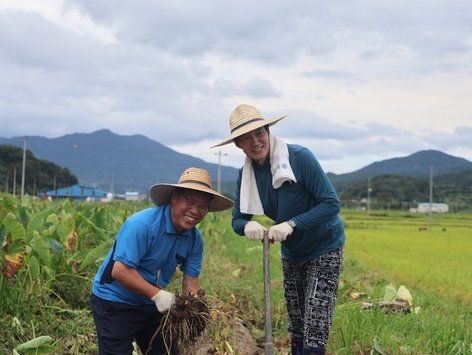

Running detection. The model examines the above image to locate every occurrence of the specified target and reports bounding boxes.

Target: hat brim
[149,182,234,212]
[211,115,286,148]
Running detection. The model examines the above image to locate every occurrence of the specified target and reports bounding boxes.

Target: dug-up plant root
[146,289,210,355]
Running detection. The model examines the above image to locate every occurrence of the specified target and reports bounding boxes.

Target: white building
[416,203,449,213]
[125,191,140,201]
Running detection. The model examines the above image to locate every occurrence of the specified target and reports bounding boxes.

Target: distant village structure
[39,184,108,201]
[124,191,140,201]
[38,184,149,203]
[410,203,449,213]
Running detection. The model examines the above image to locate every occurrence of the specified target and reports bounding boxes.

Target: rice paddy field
[0,195,471,354]
[343,210,472,305]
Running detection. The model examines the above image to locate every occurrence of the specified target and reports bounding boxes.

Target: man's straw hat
[211,104,285,148]
[149,167,233,212]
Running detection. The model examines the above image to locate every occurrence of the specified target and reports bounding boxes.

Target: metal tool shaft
[263,231,274,354]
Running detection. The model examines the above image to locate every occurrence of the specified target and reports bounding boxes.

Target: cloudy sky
[1,0,471,174]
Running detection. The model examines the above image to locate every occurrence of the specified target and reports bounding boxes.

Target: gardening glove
[268,222,293,242]
[244,221,268,241]
[151,290,175,313]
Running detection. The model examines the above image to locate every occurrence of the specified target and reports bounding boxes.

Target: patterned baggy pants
[282,248,344,352]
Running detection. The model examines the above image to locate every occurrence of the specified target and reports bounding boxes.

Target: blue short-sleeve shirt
[92,205,204,305]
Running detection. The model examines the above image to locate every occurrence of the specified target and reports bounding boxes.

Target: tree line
[337,173,472,211]
[0,145,78,195]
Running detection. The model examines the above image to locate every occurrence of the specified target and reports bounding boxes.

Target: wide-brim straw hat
[149,167,234,212]
[211,104,286,148]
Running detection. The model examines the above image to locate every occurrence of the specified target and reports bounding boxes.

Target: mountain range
[0,129,239,194]
[327,150,472,191]
[1,130,471,198]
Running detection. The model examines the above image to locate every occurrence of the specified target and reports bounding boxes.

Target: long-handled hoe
[262,230,274,354]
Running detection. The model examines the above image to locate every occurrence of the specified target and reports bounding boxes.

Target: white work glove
[244,221,268,241]
[268,222,293,242]
[151,290,175,313]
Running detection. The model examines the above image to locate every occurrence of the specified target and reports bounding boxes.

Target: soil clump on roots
[147,289,210,354]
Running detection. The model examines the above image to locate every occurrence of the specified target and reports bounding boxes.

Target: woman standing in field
[212,104,345,355]
[90,167,233,354]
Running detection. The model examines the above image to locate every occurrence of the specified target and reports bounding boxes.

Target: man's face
[234,126,270,164]
[170,190,211,233]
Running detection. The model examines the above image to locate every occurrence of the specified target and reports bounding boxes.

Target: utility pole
[13,167,17,196]
[429,164,433,231]
[5,171,8,193]
[367,177,372,215]
[214,150,227,193]
[110,173,115,195]
[21,136,28,200]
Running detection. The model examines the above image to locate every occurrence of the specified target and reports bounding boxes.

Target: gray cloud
[1,0,471,173]
[212,77,281,98]
[67,1,472,70]
[422,126,472,149]
[303,69,357,81]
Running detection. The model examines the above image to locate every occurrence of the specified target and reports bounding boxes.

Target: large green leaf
[15,335,53,353]
[2,212,26,241]
[26,211,46,241]
[1,212,27,278]
[80,243,112,271]
[17,206,28,228]
[30,231,51,267]
[0,226,6,247]
[92,206,108,229]
[382,284,397,303]
[76,212,108,242]
[397,285,413,306]
[27,255,40,280]
[46,213,59,224]
[55,211,75,243]
[21,344,56,354]
[0,195,17,220]
[42,265,56,280]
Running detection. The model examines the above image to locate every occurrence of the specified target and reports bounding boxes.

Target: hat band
[179,179,212,189]
[230,118,264,133]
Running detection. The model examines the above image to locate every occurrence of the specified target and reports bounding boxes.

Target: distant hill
[1,131,470,208]
[329,150,472,211]
[0,130,239,194]
[0,145,78,194]
[327,150,472,191]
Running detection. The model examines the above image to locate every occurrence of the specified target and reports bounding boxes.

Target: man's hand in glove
[244,221,268,241]
[151,289,175,313]
[268,222,293,242]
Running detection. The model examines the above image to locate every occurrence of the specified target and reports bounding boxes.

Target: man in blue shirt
[90,167,233,355]
[212,104,345,355]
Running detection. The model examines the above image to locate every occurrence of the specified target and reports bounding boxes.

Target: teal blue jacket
[232,144,345,264]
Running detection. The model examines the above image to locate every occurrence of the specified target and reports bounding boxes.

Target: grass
[331,258,471,354]
[190,210,472,354]
[1,202,471,354]
[343,210,472,305]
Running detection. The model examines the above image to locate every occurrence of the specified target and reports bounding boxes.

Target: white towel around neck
[239,135,297,215]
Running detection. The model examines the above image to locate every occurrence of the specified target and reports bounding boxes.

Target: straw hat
[211,104,286,147]
[149,167,234,212]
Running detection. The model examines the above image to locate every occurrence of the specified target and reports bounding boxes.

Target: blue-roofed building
[38,184,108,201]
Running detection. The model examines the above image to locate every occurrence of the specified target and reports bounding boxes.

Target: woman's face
[234,127,270,164]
